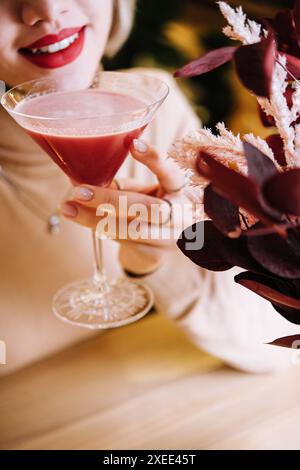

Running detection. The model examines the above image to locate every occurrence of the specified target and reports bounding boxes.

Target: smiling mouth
[25,32,80,55]
[19,27,86,68]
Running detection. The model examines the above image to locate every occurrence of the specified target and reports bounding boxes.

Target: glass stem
[92,229,110,294]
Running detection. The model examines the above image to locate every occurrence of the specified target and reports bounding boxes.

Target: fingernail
[133,139,148,153]
[61,202,78,218]
[73,186,94,201]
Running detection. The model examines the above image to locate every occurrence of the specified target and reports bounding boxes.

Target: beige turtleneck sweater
[0,68,299,376]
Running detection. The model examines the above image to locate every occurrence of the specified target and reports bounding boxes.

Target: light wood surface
[0,314,299,450]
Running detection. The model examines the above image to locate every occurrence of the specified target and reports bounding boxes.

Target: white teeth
[40,46,50,53]
[28,32,79,54]
[47,43,59,53]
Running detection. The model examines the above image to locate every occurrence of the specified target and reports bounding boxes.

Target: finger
[96,213,177,247]
[130,139,185,193]
[110,177,159,195]
[61,202,99,230]
[68,186,171,225]
[61,202,177,247]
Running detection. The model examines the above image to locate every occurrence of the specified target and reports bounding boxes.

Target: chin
[57,55,100,88]
[7,62,96,90]
[8,41,102,89]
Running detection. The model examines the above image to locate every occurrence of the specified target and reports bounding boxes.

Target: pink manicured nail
[133,139,148,153]
[61,202,78,218]
[73,186,94,201]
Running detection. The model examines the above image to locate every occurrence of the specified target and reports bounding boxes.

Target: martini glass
[1,72,169,328]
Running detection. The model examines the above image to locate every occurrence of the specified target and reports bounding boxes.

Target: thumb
[130,139,185,193]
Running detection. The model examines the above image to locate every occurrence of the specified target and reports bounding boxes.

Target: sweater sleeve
[175,267,300,373]
[142,254,300,373]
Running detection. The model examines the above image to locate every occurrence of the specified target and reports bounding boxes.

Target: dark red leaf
[285,85,296,109]
[243,142,278,185]
[221,235,267,274]
[204,184,241,237]
[235,271,300,324]
[243,221,295,236]
[285,53,300,78]
[174,47,237,78]
[247,230,300,279]
[234,33,276,98]
[265,134,287,166]
[273,304,300,323]
[223,222,296,274]
[263,168,300,215]
[293,0,300,47]
[197,151,283,228]
[258,103,276,127]
[259,17,274,33]
[273,9,300,57]
[268,334,300,348]
[260,273,300,324]
[235,271,300,308]
[177,221,233,271]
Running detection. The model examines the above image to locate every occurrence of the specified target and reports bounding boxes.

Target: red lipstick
[20,27,85,69]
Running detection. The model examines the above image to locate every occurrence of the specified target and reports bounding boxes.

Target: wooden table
[0,314,300,450]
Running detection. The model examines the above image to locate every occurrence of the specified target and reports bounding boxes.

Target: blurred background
[104,0,294,137]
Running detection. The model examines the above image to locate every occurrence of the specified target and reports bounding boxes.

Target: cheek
[82,0,113,43]
[0,24,19,80]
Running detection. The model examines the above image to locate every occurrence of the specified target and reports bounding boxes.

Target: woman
[0,0,298,375]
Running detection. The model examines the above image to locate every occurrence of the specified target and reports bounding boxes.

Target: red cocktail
[16,90,146,186]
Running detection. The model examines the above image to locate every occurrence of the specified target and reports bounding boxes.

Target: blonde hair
[105,0,136,57]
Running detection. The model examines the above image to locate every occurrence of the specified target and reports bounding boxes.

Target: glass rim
[0,71,170,122]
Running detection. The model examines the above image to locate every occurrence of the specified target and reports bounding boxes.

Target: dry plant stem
[276,58,300,88]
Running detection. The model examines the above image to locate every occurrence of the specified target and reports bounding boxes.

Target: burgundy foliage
[265,134,286,166]
[174,47,236,78]
[175,0,300,98]
[268,334,300,348]
[177,143,300,337]
[175,2,300,349]
[234,34,276,98]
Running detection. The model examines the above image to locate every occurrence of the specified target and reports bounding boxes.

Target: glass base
[52,277,154,329]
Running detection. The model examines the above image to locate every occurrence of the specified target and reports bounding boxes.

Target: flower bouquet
[171,1,300,349]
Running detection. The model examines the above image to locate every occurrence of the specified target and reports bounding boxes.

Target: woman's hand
[61,139,193,275]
